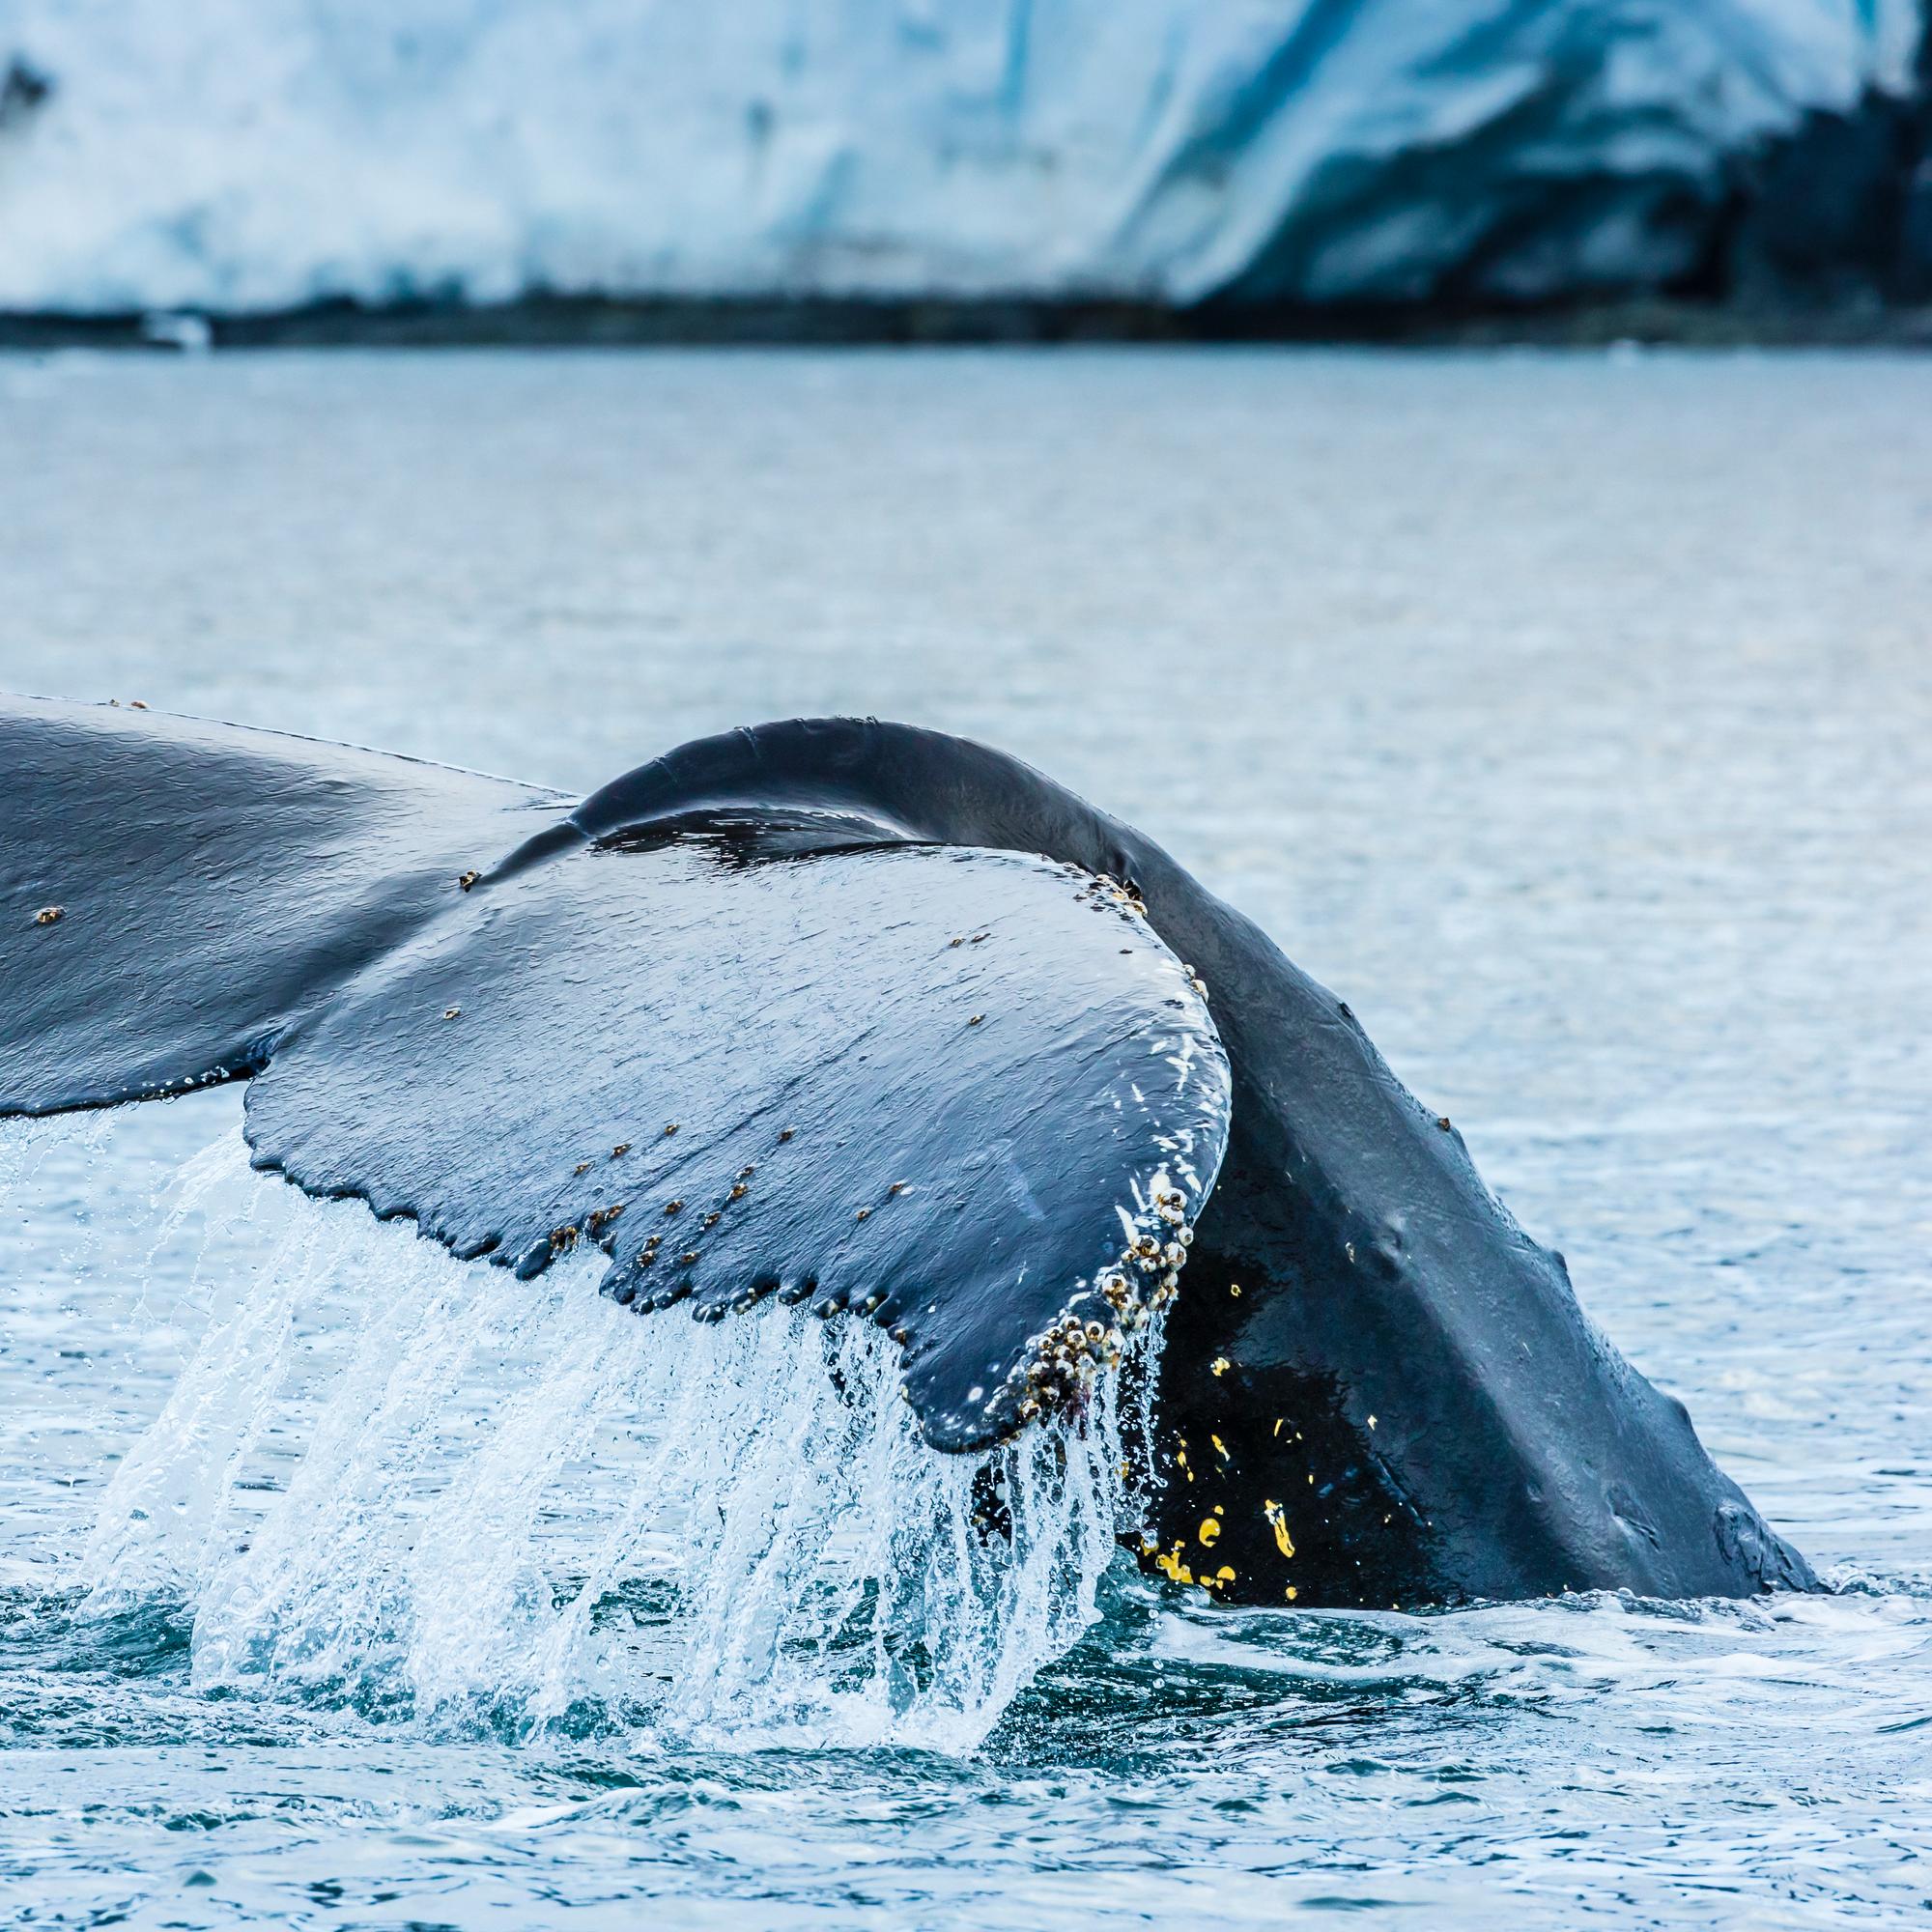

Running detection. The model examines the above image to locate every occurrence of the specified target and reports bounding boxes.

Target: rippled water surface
[2,349,1930,1927]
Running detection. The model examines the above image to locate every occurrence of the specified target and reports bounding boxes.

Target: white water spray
[55,1122,1143,1752]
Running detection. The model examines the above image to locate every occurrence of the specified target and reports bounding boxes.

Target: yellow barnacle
[1210,1434,1230,1463]
[1210,1357,1230,1378]
[1229,1281,1242,1297]
[1216,1566,1235,1584]
[1198,1518,1220,1547]
[1286,1585,1299,1602]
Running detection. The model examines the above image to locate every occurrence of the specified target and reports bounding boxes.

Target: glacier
[0,1,1923,317]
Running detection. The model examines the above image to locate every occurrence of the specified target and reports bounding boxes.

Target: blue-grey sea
[2,348,1929,1928]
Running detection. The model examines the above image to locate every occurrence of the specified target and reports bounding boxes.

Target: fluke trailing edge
[0,695,1814,1608]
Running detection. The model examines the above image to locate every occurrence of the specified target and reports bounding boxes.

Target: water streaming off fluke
[60,1122,1144,1753]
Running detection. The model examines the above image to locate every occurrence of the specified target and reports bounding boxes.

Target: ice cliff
[0,1,1923,316]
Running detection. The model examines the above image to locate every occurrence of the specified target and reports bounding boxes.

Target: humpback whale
[1,695,1814,1608]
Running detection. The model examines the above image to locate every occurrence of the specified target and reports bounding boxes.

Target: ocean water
[1,347,1929,1928]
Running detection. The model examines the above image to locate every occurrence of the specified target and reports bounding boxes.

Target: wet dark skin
[1,697,1813,1607]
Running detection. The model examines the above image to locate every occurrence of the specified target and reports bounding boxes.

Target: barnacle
[1013,1166,1194,1423]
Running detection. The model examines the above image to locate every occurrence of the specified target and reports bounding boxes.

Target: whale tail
[3,694,1816,1607]
[0,695,1232,1451]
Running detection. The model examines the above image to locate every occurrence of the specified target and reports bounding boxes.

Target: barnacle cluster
[608,1128,822,1315]
[1005,1168,1195,1425]
[1013,1312,1127,1421]
[1068,869,1217,1007]
[551,1197,627,1259]
[1074,870,1148,921]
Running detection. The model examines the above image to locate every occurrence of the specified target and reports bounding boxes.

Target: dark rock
[1899,160,1932,298]
[1725,95,1918,305]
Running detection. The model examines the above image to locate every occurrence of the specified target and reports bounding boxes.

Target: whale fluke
[1,696,1227,1450]
[3,694,1815,1605]
[0,695,559,1111]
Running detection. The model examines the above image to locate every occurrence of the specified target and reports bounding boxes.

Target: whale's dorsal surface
[1,696,1813,1605]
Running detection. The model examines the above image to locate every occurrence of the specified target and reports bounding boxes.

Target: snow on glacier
[0,0,1921,314]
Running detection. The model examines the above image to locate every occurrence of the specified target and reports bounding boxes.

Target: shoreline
[5,294,1932,352]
